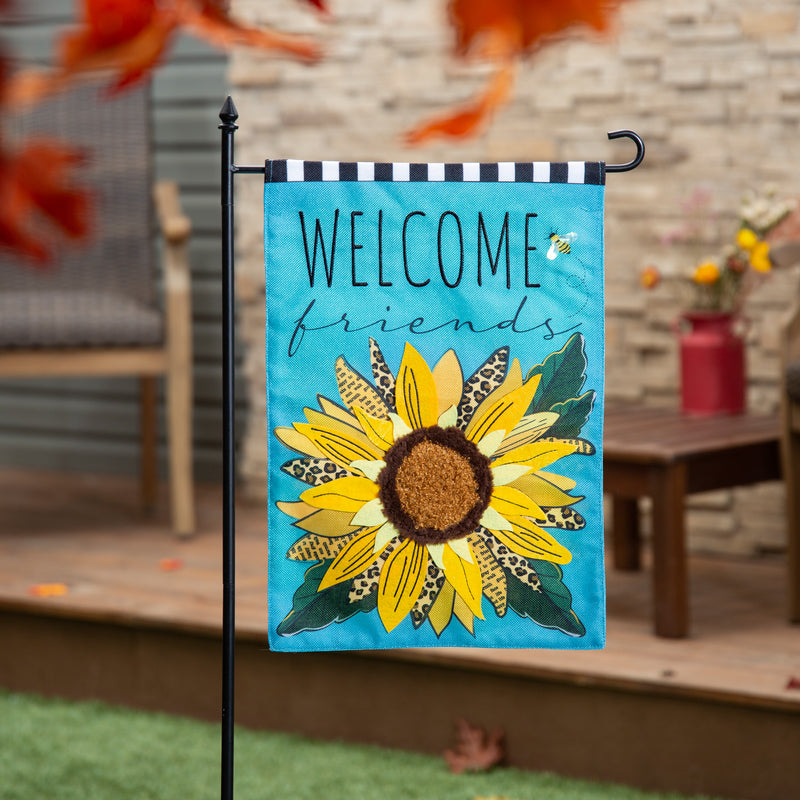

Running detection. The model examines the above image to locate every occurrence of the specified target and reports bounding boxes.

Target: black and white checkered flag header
[266,159,605,185]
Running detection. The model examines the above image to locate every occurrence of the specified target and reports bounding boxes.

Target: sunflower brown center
[378,425,493,545]
[395,441,479,530]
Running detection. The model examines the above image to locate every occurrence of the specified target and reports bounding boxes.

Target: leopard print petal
[457,346,509,428]
[281,457,351,486]
[410,562,446,628]
[369,337,396,412]
[484,534,542,593]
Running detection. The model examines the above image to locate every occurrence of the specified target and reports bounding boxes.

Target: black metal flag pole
[219,97,266,800]
[218,93,642,800]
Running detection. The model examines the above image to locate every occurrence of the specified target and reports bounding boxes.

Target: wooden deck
[1,468,799,800]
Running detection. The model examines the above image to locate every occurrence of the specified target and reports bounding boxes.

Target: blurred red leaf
[786,676,800,690]
[407,0,626,144]
[159,557,185,572]
[443,718,505,774]
[5,0,322,107]
[0,139,92,264]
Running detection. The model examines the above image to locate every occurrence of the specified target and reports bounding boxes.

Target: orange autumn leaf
[5,0,323,108]
[183,0,322,60]
[450,0,622,57]
[0,138,92,264]
[406,62,514,145]
[407,0,627,144]
[28,582,70,597]
[159,557,185,571]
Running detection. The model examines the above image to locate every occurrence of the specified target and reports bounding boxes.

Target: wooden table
[603,406,781,638]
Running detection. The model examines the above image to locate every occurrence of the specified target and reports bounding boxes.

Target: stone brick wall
[230,0,800,556]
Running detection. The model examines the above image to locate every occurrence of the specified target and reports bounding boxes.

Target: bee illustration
[547,231,578,260]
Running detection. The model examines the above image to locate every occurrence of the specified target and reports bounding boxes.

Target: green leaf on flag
[546,390,596,438]
[277,560,376,636]
[526,333,588,413]
[505,559,586,637]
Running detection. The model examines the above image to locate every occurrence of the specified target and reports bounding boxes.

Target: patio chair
[0,82,195,537]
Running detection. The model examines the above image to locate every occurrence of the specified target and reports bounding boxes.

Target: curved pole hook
[605,129,645,173]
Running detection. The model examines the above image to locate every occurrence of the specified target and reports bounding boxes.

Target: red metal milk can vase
[679,311,745,416]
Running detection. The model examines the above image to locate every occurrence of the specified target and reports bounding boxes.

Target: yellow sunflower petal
[491,463,532,486]
[335,356,389,419]
[442,541,484,619]
[428,581,455,636]
[317,395,360,426]
[490,484,546,521]
[318,526,382,590]
[468,357,522,424]
[351,407,395,452]
[274,426,327,459]
[431,349,464,415]
[373,522,398,554]
[480,505,514,532]
[395,342,439,430]
[464,375,540,444]
[510,473,583,507]
[537,469,577,492]
[452,593,475,634]
[492,412,559,458]
[276,500,317,519]
[303,407,362,435]
[491,439,577,470]
[292,509,361,537]
[350,497,387,527]
[349,459,385,482]
[300,476,378,512]
[492,519,572,564]
[294,422,383,469]
[378,538,428,632]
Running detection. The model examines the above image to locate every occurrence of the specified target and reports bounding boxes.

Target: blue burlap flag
[265,160,605,652]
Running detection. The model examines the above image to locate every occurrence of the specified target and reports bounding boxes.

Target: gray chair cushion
[0,290,163,348]
[788,359,800,403]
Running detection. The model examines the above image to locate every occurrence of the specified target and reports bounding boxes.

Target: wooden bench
[604,406,782,638]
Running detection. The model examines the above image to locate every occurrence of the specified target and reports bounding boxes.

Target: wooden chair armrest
[154,180,192,245]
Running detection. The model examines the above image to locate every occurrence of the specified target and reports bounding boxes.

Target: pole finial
[219,96,239,130]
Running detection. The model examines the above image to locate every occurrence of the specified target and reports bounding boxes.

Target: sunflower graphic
[275,336,595,639]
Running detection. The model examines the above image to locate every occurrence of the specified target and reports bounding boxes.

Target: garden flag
[265,159,606,652]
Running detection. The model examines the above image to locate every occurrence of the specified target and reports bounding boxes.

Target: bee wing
[562,232,578,243]
[547,241,559,260]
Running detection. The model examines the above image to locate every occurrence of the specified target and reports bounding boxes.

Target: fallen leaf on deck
[159,558,184,572]
[786,676,800,690]
[444,718,505,774]
[406,0,627,144]
[29,583,70,597]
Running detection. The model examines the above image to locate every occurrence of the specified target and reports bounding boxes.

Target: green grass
[0,690,719,800]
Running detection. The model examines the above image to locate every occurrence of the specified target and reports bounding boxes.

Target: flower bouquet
[641,187,796,415]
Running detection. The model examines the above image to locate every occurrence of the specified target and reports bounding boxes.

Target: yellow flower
[735,228,759,252]
[693,261,720,285]
[639,264,660,289]
[276,341,585,636]
[748,240,771,273]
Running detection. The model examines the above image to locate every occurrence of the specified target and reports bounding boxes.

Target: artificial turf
[0,690,719,800]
